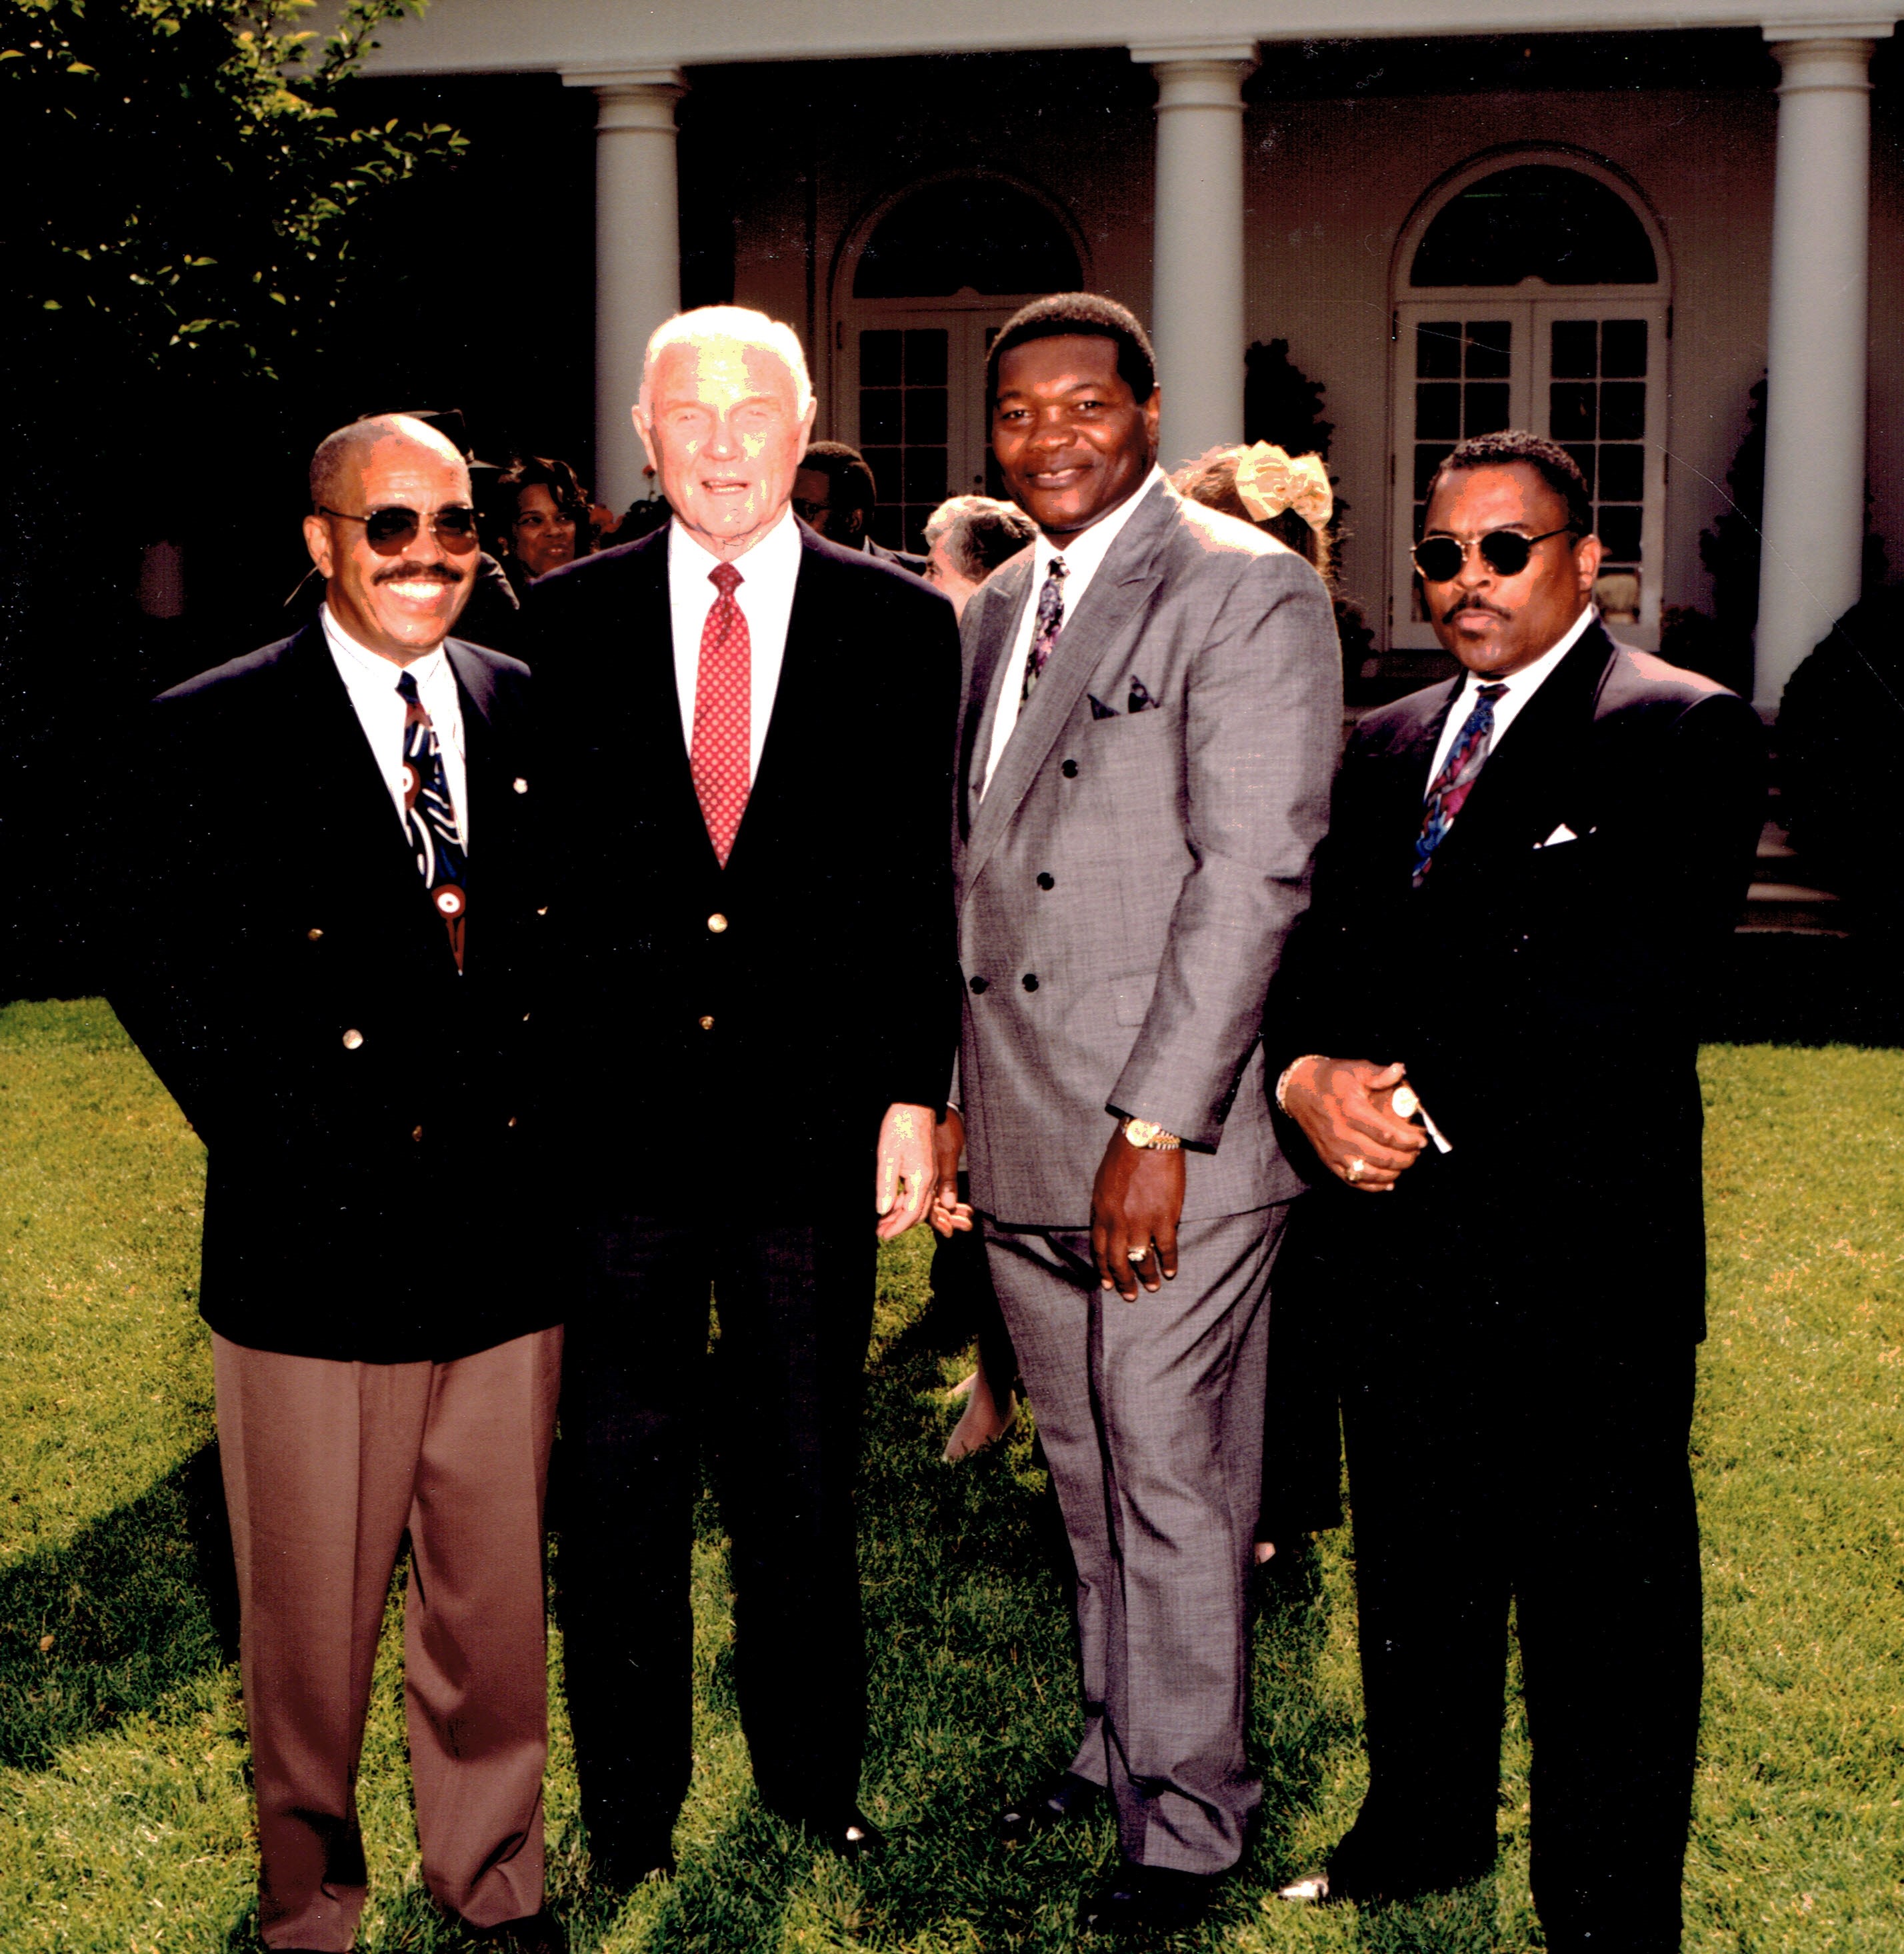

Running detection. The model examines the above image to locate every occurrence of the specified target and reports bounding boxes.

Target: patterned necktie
[396,669,468,969]
[691,560,751,866]
[1021,555,1069,702]
[1412,681,1509,887]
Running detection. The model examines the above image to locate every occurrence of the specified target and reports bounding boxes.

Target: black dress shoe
[472,1909,566,1954]
[998,1769,1103,1842]
[590,1839,677,1890]
[1081,1862,1219,1935]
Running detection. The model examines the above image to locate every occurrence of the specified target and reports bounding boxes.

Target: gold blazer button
[513,777,529,794]
[342,1029,364,1051]
[708,913,729,933]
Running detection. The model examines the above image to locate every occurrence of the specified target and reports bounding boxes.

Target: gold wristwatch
[1121,1117,1182,1151]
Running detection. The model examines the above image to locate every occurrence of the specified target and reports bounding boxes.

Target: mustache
[372,561,467,587]
[1441,596,1511,625]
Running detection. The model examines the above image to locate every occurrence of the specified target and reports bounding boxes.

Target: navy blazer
[111,623,557,1363]
[522,517,961,1210]
[1267,621,1767,1340]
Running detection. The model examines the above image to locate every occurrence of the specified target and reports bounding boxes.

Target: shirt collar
[1033,465,1166,581]
[1457,604,1598,703]
[319,602,448,692]
[669,503,801,586]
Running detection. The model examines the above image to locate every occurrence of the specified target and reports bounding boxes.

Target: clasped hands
[1277,1057,1427,1193]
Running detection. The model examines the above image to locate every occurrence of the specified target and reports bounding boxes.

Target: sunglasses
[320,503,481,555]
[1411,526,1575,584]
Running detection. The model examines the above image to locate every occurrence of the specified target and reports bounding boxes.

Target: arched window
[1388,154,1671,651]
[835,177,1087,551]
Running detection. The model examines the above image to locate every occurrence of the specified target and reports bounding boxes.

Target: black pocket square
[1126,677,1155,713]
[1088,693,1120,720]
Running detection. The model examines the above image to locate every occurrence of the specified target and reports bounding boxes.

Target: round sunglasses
[320,503,481,555]
[1411,525,1575,584]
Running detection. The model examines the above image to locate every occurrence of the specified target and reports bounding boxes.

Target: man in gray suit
[936,293,1340,1934]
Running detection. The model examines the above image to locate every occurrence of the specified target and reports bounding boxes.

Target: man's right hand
[1279,1057,1427,1193]
[930,1107,973,1238]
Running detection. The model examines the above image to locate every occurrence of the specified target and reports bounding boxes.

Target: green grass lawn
[0,1000,1897,1952]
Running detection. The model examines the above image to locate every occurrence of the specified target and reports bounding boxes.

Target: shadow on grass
[0,1439,237,1770]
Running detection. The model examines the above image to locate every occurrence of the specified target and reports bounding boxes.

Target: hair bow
[1234,442,1333,534]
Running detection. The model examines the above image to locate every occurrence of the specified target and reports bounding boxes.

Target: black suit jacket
[868,537,930,579]
[110,624,556,1362]
[523,517,961,1211]
[1267,621,1766,1341]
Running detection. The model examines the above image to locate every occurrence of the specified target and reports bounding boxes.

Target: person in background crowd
[948,293,1340,1936]
[494,455,593,597]
[921,494,1037,617]
[112,414,562,1954]
[1267,431,1765,1951]
[794,439,930,575]
[523,306,961,1885]
[921,493,1037,1461]
[1173,442,1347,1569]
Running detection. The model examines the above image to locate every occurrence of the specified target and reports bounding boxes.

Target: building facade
[367,1,1903,710]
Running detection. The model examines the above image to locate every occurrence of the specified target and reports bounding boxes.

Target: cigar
[1391,1081,1452,1155]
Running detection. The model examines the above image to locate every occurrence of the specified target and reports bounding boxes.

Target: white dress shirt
[979,465,1167,799]
[1424,604,1599,791]
[667,506,801,782]
[321,604,469,845]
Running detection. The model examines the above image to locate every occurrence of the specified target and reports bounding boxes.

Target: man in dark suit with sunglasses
[112,415,564,1954]
[1265,431,1764,1951]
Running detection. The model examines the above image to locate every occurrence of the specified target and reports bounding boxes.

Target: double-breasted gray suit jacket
[953,479,1342,1227]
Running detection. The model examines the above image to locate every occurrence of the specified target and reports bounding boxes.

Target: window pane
[1417,322,1463,379]
[859,389,902,443]
[1415,383,1461,440]
[905,389,948,445]
[1599,382,1646,441]
[860,330,901,386]
[1597,444,1645,501]
[1551,320,1597,379]
[1600,319,1648,378]
[1463,383,1510,435]
[1549,383,1597,441]
[903,447,947,503]
[863,446,902,503]
[1410,165,1658,286]
[1464,320,1512,378]
[903,329,948,386]
[1562,444,1597,497]
[1597,505,1643,561]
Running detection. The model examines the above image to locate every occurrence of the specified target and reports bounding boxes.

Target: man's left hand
[1091,1127,1186,1300]
[875,1103,938,1241]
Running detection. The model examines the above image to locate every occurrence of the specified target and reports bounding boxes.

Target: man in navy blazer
[113,416,563,1953]
[523,307,961,1881]
[1267,431,1765,1951]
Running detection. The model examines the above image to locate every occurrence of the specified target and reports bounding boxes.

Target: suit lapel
[447,637,502,861]
[1427,622,1618,877]
[961,482,1173,895]
[729,525,830,874]
[958,555,1032,843]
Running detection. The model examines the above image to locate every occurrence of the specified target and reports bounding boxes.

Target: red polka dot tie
[690,561,751,866]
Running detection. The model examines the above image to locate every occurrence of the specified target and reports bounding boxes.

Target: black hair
[984,293,1157,415]
[496,454,591,523]
[1427,431,1593,540]
[798,440,879,519]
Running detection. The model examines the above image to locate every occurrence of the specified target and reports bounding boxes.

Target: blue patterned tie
[1412,681,1508,887]
[397,670,468,969]
[1021,555,1069,701]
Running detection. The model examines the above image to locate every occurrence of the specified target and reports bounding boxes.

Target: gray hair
[640,305,814,414]
[309,413,466,511]
[924,495,1037,582]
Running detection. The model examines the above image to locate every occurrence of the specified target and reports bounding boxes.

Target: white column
[1131,42,1257,471]
[565,67,687,513]
[1753,26,1890,713]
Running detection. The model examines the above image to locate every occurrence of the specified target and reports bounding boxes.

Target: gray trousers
[983,1204,1286,1873]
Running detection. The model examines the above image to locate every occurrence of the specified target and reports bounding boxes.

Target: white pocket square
[1538,823,1579,848]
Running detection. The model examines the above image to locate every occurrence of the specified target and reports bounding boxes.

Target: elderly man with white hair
[524,306,961,1882]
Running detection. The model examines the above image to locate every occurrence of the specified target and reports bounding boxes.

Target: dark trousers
[557,1207,874,1857]
[1331,1189,1702,1952]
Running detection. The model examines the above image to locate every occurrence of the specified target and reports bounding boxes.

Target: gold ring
[1346,1157,1367,1183]
[1127,1245,1148,1263]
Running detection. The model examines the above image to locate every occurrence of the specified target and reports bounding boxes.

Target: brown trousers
[213,1326,563,1951]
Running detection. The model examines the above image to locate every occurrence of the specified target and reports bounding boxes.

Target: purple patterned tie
[397,670,468,968]
[1021,555,1069,701]
[1412,681,1508,887]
